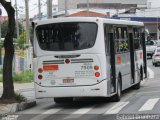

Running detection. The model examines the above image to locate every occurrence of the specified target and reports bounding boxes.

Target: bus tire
[140,67,143,81]
[155,63,158,67]
[133,82,140,89]
[54,97,73,103]
[112,76,122,102]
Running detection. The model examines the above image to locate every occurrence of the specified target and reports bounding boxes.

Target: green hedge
[0,68,3,74]
[0,70,33,83]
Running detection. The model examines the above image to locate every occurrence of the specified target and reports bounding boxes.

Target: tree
[1,21,24,39]
[16,29,33,49]
[0,0,16,103]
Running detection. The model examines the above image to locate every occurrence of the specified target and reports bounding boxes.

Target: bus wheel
[140,67,143,81]
[152,61,155,66]
[112,76,121,102]
[54,97,73,103]
[155,63,158,67]
[133,81,140,89]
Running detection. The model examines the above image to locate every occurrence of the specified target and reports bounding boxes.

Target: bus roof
[34,17,144,26]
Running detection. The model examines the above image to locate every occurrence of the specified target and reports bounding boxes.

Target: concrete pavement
[0,82,36,115]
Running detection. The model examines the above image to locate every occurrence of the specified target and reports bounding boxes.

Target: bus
[32,17,147,103]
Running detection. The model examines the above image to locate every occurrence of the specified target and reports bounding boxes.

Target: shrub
[13,70,33,83]
[15,93,27,103]
[0,76,2,82]
[0,68,3,74]
[0,70,33,83]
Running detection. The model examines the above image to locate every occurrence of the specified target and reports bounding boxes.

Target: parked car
[152,46,160,66]
[145,40,157,58]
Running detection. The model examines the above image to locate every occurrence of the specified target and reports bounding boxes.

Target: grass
[15,93,27,103]
[0,70,33,83]
[13,70,33,83]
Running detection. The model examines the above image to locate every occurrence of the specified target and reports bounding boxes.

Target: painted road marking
[30,108,62,120]
[72,105,95,114]
[104,102,129,114]
[139,98,159,111]
[147,67,154,79]
[64,105,95,119]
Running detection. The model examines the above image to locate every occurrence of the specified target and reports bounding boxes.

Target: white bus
[32,17,147,103]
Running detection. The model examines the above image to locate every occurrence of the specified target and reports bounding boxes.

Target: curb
[17,100,36,111]
[0,100,36,115]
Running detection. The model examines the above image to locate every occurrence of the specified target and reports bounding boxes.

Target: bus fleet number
[81,66,93,70]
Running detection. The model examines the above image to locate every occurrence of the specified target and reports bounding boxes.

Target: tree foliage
[16,31,26,49]
[16,29,33,49]
[1,20,24,39]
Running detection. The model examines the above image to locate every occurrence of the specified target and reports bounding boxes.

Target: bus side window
[114,27,129,53]
[133,27,142,50]
[122,27,129,52]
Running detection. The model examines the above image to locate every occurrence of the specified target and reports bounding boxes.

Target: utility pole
[25,0,31,70]
[15,0,19,38]
[47,0,52,19]
[38,0,41,20]
[65,0,68,16]
[24,0,30,44]
[87,0,89,16]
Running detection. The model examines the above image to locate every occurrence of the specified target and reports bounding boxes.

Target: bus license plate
[63,79,74,83]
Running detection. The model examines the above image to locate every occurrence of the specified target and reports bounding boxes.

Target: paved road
[16,59,160,120]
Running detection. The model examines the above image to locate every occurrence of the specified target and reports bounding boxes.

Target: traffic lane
[117,59,160,114]
[16,59,159,120]
[16,86,151,120]
[16,88,141,120]
[147,58,160,77]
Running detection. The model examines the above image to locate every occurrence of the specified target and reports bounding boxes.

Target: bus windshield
[36,22,98,51]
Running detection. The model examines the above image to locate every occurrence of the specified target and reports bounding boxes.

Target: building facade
[58,0,147,11]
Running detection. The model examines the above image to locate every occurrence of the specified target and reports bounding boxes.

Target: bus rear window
[36,22,98,51]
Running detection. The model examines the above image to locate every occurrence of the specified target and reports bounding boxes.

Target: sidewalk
[0,82,36,115]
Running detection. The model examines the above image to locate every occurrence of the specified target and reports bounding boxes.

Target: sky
[0,0,58,18]
[0,0,160,18]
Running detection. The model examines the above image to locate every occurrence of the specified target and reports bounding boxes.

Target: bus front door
[129,32,135,84]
